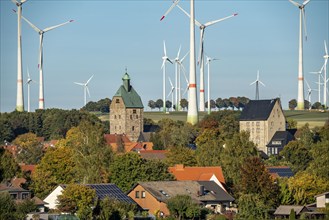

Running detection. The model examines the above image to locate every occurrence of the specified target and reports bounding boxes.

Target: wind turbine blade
[325,40,328,55]
[305,79,311,89]
[198,29,205,65]
[204,13,238,27]
[21,0,28,3]
[289,0,301,7]
[86,86,91,97]
[250,80,257,86]
[19,14,41,33]
[169,77,173,87]
[302,8,307,41]
[74,82,84,86]
[257,70,260,81]
[86,75,94,84]
[161,59,166,69]
[181,51,189,63]
[160,0,181,21]
[175,4,202,27]
[163,41,167,56]
[259,81,266,87]
[43,20,73,32]
[167,58,173,64]
[176,45,181,60]
[303,0,310,6]
[27,67,30,78]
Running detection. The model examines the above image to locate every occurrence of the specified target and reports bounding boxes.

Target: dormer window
[116,99,120,103]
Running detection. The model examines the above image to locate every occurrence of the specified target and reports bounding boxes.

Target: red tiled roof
[139,150,167,160]
[20,164,36,174]
[168,164,226,183]
[11,177,27,188]
[104,134,131,145]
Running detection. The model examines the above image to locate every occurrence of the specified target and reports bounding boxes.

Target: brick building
[110,72,144,142]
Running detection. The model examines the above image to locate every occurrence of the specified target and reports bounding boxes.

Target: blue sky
[1,0,328,112]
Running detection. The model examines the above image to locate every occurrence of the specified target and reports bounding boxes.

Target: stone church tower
[110,72,144,142]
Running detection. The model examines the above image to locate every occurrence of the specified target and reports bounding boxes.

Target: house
[168,164,227,191]
[139,150,167,161]
[109,72,144,142]
[43,183,136,210]
[239,98,286,154]
[127,181,235,217]
[104,134,153,153]
[0,184,47,212]
[315,192,329,208]
[266,166,294,179]
[274,205,309,219]
[266,131,295,156]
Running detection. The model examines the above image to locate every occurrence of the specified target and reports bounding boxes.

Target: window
[130,115,133,120]
[114,115,117,119]
[133,109,136,114]
[116,99,120,103]
[135,191,140,198]
[22,193,29,200]
[10,193,17,200]
[141,191,146,198]
[119,115,121,119]
[132,126,135,131]
[136,115,138,119]
[256,122,260,126]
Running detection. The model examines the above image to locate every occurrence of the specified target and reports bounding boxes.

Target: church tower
[110,71,144,142]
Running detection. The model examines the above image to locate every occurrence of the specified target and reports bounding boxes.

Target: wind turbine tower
[74,75,94,107]
[310,65,323,103]
[12,0,27,112]
[250,70,265,100]
[289,0,310,110]
[20,14,73,109]
[26,67,36,112]
[187,0,198,124]
[206,56,218,115]
[323,40,328,109]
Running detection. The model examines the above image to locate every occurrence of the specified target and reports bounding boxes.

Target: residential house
[43,183,136,210]
[109,72,144,142]
[266,166,294,179]
[139,150,167,161]
[104,134,153,153]
[168,164,227,191]
[239,98,286,154]
[127,181,235,217]
[315,192,329,208]
[266,130,295,156]
[274,205,309,219]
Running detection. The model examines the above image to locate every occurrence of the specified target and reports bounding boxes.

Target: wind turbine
[161,0,198,124]
[12,0,28,112]
[167,77,175,111]
[19,13,73,109]
[74,75,94,107]
[305,79,316,109]
[206,56,218,115]
[160,1,237,112]
[323,40,328,109]
[161,41,173,113]
[310,63,324,103]
[250,70,265,100]
[289,0,310,110]
[25,67,36,112]
[174,46,181,111]
[176,51,189,111]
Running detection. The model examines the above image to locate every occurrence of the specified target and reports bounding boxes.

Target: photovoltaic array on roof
[85,184,134,203]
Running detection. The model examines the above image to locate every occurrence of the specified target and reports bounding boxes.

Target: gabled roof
[168,164,226,183]
[274,205,308,215]
[20,164,36,174]
[61,184,135,204]
[113,86,143,108]
[240,99,279,121]
[267,131,295,148]
[104,134,131,144]
[266,166,294,178]
[133,181,234,204]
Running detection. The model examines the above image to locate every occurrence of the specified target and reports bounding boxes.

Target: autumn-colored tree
[57,184,96,219]
[238,157,279,208]
[12,132,43,164]
[31,147,76,199]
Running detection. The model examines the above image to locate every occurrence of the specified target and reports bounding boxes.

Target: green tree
[195,128,223,166]
[166,100,172,111]
[109,153,173,192]
[289,99,297,110]
[220,131,258,186]
[286,118,297,129]
[165,146,197,167]
[12,132,44,164]
[308,140,329,179]
[279,140,312,173]
[0,192,16,219]
[278,178,294,205]
[31,147,76,199]
[167,194,201,220]
[57,184,96,219]
[0,148,20,182]
[155,99,163,111]
[15,199,38,220]
[312,101,323,110]
[215,97,225,109]
[148,100,156,111]
[237,193,268,220]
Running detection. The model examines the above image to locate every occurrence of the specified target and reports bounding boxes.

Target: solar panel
[86,184,134,203]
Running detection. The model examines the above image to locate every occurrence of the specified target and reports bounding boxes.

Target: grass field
[97,110,328,128]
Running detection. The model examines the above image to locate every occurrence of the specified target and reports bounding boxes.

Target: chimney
[176,164,184,170]
[199,185,205,196]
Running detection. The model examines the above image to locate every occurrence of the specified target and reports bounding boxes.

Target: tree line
[148,96,250,111]
[288,99,327,110]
